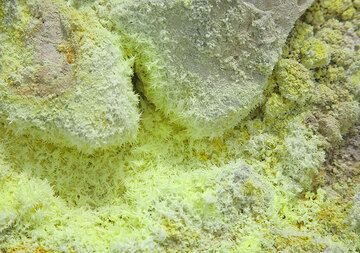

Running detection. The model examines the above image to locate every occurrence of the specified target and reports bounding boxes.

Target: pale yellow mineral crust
[0,0,359,252]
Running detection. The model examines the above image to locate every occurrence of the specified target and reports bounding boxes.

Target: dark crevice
[130,63,157,113]
[131,66,147,101]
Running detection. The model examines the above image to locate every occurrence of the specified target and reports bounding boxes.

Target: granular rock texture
[0,0,140,152]
[0,0,359,252]
[107,0,314,137]
[0,0,313,151]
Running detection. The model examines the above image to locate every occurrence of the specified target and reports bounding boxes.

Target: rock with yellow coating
[105,0,314,138]
[274,59,315,105]
[0,0,140,152]
[300,38,331,68]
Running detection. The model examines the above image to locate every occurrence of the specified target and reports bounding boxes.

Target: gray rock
[0,0,140,152]
[108,0,314,137]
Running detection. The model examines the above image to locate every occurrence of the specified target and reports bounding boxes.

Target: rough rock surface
[108,0,314,137]
[18,1,74,97]
[0,0,314,151]
[1,0,359,252]
[0,0,140,152]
